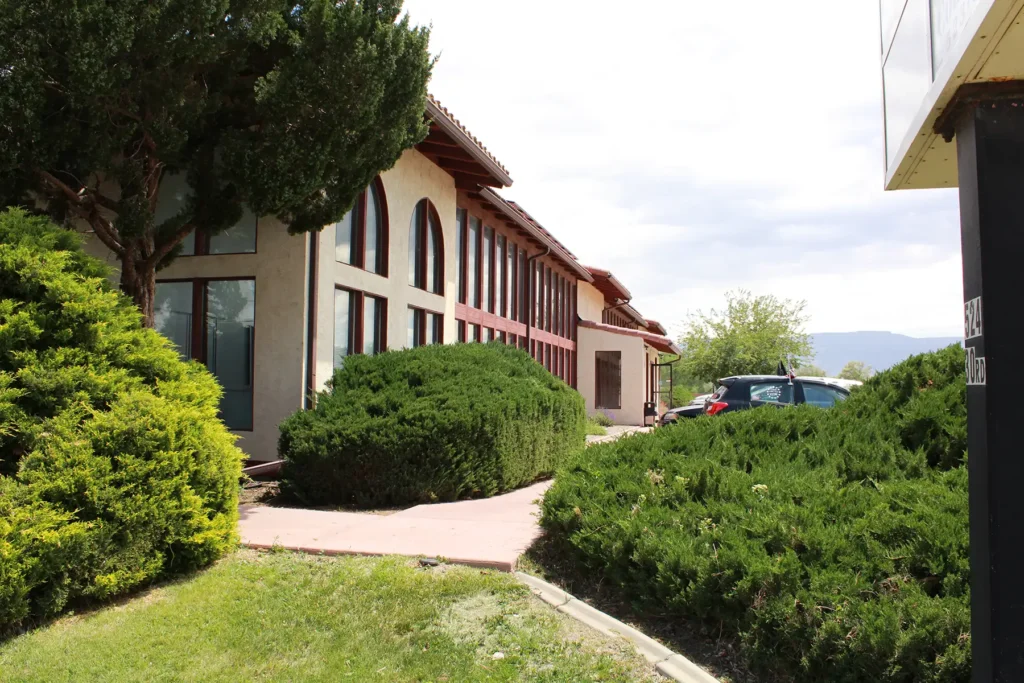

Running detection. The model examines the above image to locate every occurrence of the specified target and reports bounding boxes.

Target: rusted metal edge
[934,80,1024,142]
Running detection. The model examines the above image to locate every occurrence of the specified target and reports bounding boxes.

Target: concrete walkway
[240,425,651,571]
[586,425,651,445]
[240,480,551,571]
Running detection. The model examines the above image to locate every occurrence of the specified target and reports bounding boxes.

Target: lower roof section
[578,319,681,355]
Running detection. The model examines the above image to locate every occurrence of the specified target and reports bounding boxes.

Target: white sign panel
[964,296,984,340]
[931,0,983,73]
[966,345,987,386]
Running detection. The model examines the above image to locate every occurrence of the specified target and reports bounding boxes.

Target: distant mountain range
[809,331,962,376]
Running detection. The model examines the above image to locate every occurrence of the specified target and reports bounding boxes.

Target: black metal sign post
[954,93,1024,683]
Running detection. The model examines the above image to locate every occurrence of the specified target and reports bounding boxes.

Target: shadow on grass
[519,533,769,683]
[0,555,227,647]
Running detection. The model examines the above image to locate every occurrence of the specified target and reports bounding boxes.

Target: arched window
[336,177,388,276]
[409,198,443,294]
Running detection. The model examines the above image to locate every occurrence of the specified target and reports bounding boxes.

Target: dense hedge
[279,342,586,507]
[542,345,970,683]
[0,209,243,634]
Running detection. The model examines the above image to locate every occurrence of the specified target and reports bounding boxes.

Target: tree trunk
[119,246,157,328]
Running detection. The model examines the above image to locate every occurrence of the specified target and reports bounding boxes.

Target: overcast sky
[402,0,964,338]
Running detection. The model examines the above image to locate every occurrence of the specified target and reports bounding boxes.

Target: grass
[585,418,608,436]
[0,550,657,683]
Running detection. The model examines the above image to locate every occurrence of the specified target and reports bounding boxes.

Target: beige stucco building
[575,269,679,426]
[83,97,679,463]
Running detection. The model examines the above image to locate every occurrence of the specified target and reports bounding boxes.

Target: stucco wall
[577,326,648,426]
[81,220,309,463]
[312,148,459,392]
[577,281,605,323]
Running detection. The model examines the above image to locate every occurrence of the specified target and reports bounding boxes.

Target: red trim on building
[455,303,575,351]
[578,319,681,355]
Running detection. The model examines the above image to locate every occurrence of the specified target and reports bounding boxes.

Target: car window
[748,381,794,404]
[711,385,728,400]
[802,383,847,407]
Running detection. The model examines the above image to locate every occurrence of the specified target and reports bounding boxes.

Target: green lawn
[585,419,608,436]
[0,550,655,683]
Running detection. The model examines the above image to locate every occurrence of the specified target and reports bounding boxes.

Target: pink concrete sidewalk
[239,480,551,572]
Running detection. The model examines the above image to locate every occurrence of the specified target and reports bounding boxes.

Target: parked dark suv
[702,375,852,416]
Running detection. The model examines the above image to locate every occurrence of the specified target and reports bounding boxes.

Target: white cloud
[402,0,964,337]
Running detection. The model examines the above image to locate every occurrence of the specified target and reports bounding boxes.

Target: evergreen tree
[0,0,432,325]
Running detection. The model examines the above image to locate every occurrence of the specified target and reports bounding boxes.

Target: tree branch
[144,223,195,270]
[35,167,125,256]
[35,168,85,206]
[89,212,125,256]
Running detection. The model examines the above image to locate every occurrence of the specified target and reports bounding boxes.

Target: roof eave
[425,99,513,188]
[585,267,632,301]
[477,188,594,282]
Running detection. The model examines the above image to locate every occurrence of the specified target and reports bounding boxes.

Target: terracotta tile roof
[584,266,632,302]
[475,188,593,282]
[425,95,511,185]
[645,319,668,335]
[578,319,682,355]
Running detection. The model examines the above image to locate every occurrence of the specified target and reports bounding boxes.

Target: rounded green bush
[542,345,970,682]
[279,342,586,507]
[0,209,243,633]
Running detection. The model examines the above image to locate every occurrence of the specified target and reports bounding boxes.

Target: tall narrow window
[507,242,516,321]
[546,268,553,332]
[427,209,442,293]
[429,312,443,344]
[483,226,493,313]
[468,216,480,307]
[519,250,528,322]
[334,289,355,366]
[596,351,622,410]
[364,183,383,274]
[408,307,423,348]
[154,281,194,359]
[554,276,561,337]
[496,235,506,317]
[456,209,467,304]
[205,280,256,430]
[571,285,577,341]
[409,198,443,294]
[536,266,544,331]
[336,288,386,367]
[156,279,255,431]
[561,278,569,335]
[336,178,387,275]
[362,295,385,355]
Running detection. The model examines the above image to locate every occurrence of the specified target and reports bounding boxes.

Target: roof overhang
[621,303,647,326]
[419,97,513,190]
[475,187,593,282]
[579,319,682,355]
[585,266,632,302]
[645,319,668,335]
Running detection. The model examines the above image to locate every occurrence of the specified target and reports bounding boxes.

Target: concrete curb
[245,542,514,572]
[515,572,720,683]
